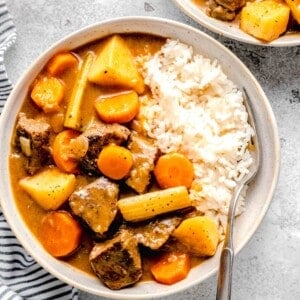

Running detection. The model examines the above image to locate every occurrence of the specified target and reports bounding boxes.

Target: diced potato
[240,0,290,42]
[172,216,219,257]
[285,0,300,23]
[117,186,191,222]
[88,35,145,94]
[19,167,76,210]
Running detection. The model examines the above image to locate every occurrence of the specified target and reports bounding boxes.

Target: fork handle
[216,247,234,300]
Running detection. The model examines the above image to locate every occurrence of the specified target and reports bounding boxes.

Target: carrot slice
[150,252,191,285]
[31,76,64,113]
[154,152,194,189]
[39,210,82,258]
[94,90,139,124]
[47,52,78,76]
[53,129,80,173]
[97,144,133,180]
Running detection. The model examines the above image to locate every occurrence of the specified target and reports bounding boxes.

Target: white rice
[137,39,254,236]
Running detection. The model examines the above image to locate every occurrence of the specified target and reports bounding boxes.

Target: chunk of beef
[15,113,52,174]
[126,215,182,250]
[69,177,119,238]
[79,121,130,176]
[125,132,158,193]
[216,0,245,11]
[207,0,245,21]
[160,237,190,254]
[90,230,142,290]
[207,0,236,21]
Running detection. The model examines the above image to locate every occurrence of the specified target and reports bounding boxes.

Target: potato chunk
[172,216,219,257]
[240,0,290,41]
[285,0,300,24]
[88,35,145,94]
[19,167,76,210]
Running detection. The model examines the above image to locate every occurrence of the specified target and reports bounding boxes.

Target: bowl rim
[0,16,280,299]
[172,0,300,47]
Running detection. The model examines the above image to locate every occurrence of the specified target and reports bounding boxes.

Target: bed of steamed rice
[137,39,254,236]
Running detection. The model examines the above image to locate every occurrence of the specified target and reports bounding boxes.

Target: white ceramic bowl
[0,17,280,299]
[173,0,300,47]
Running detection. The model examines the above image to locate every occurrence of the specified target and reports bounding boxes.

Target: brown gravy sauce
[9,33,204,281]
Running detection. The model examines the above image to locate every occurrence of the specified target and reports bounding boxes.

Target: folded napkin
[0,1,78,299]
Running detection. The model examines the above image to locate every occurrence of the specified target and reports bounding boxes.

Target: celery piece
[64,52,94,130]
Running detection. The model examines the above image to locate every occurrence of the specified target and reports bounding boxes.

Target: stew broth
[9,33,204,285]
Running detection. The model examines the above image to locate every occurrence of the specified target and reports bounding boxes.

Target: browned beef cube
[207,0,236,21]
[215,0,245,11]
[207,0,245,21]
[79,121,130,175]
[69,177,119,237]
[126,215,182,250]
[126,132,158,193]
[15,113,52,174]
[90,230,142,290]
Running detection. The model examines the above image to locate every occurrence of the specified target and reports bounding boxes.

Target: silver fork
[0,0,17,114]
[216,88,261,300]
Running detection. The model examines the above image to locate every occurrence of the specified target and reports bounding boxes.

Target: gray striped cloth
[0,1,78,299]
[0,0,16,112]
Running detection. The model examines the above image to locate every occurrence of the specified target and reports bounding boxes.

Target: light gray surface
[5,0,300,299]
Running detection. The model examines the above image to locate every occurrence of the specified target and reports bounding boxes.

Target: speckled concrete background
[5,0,300,299]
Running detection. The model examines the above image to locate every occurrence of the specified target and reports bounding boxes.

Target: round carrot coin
[47,52,78,76]
[31,76,65,113]
[154,152,194,189]
[97,144,133,180]
[52,129,80,173]
[39,210,82,258]
[150,252,191,285]
[94,90,139,124]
